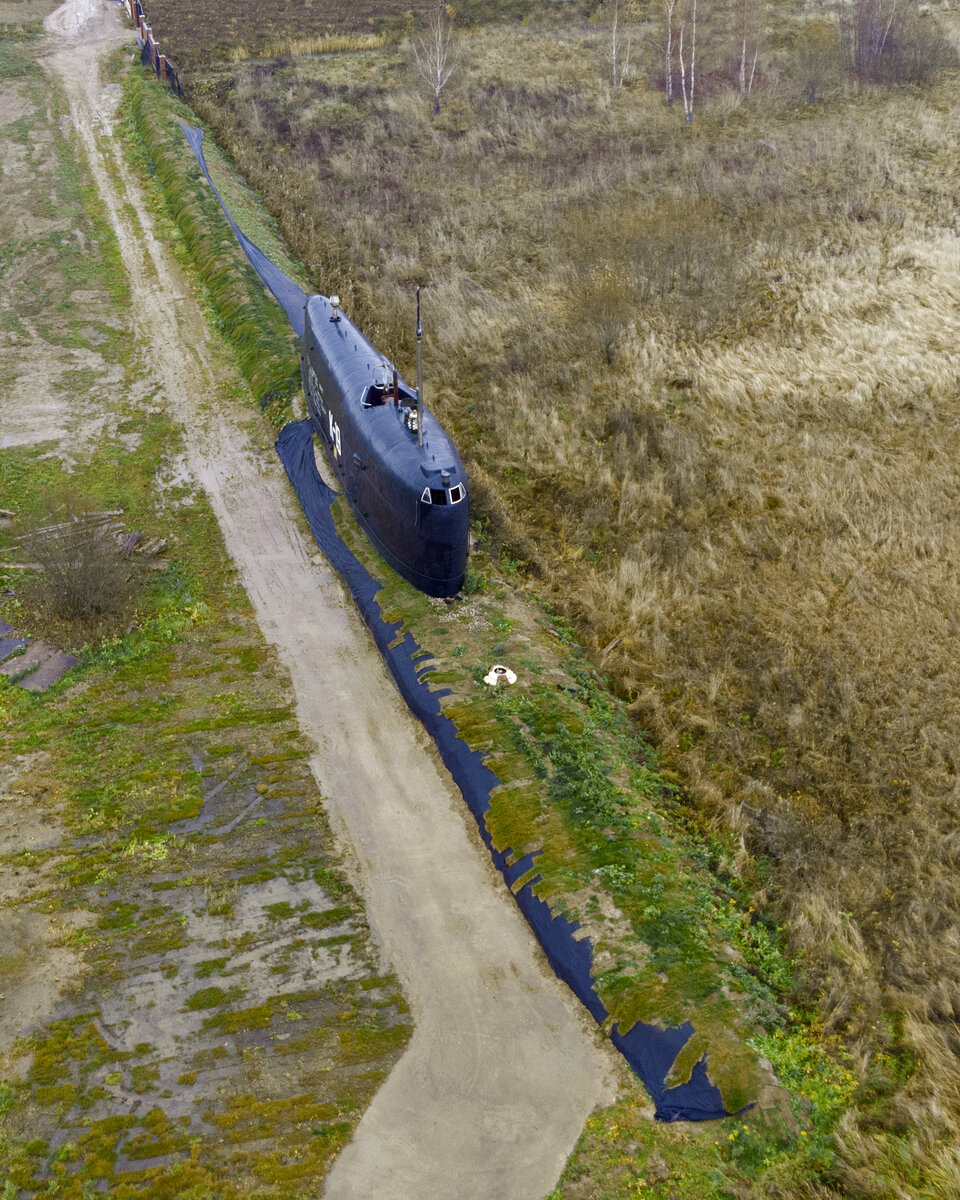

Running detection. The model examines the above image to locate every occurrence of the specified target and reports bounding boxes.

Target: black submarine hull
[180,122,469,598]
[301,294,469,598]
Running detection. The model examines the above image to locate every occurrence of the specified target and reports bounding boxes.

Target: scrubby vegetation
[0,31,409,1197]
[114,0,960,1193]
[18,493,146,641]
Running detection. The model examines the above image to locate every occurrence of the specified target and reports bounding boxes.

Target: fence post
[132,4,179,94]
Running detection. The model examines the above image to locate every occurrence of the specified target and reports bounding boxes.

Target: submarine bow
[179,121,306,341]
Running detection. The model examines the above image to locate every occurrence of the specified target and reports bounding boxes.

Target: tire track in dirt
[40,3,616,1196]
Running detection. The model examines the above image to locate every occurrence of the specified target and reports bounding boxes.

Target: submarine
[180,122,469,598]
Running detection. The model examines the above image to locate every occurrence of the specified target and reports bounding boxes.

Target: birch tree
[735,0,760,99]
[849,0,900,78]
[677,0,697,121]
[838,0,954,85]
[413,5,461,115]
[659,0,680,105]
[609,0,634,94]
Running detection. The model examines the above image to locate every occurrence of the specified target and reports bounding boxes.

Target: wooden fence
[127,0,184,98]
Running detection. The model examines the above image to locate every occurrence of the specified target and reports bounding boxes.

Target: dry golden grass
[224,33,387,62]
[187,6,960,1186]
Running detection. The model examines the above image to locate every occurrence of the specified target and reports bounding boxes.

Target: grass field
[139,0,565,65]
[154,0,960,1192]
[126,57,792,1132]
[49,0,960,1194]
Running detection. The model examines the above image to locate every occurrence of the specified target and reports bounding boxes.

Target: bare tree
[793,19,842,103]
[413,5,461,115]
[677,0,697,121]
[607,0,635,94]
[834,0,954,84]
[735,0,760,99]
[659,0,680,105]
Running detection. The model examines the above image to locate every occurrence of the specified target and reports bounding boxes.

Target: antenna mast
[416,286,424,448]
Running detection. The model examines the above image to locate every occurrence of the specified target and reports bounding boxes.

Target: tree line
[415,1,953,119]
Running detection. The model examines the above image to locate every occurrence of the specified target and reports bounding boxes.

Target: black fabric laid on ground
[275,418,735,1122]
[179,123,307,341]
[0,636,28,661]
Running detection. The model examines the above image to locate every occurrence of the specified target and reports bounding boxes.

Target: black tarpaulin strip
[276,415,734,1121]
[179,122,307,341]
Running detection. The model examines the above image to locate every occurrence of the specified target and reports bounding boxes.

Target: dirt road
[37,2,615,1195]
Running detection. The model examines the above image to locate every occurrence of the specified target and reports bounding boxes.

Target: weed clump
[18,491,146,644]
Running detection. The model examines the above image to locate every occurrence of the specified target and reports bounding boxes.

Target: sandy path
[37,3,615,1196]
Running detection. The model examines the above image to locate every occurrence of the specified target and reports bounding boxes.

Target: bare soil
[0,1,617,1195]
[0,754,91,1060]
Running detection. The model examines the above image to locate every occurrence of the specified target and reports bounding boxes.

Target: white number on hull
[328,411,342,458]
